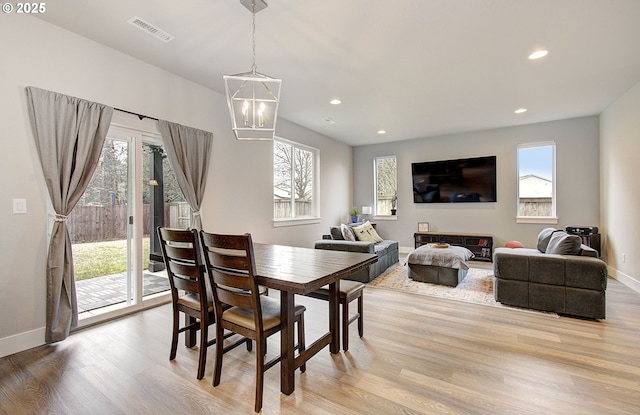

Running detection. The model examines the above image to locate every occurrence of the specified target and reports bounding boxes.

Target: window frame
[516,141,558,224]
[373,155,398,220]
[272,136,320,227]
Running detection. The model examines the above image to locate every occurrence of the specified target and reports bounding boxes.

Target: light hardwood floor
[1,273,639,415]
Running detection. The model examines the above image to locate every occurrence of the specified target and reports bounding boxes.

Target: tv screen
[412,156,497,203]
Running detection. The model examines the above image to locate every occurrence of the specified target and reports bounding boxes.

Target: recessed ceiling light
[514,108,528,114]
[330,99,341,105]
[528,50,548,60]
[377,130,386,135]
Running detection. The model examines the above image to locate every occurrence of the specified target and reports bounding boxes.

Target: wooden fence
[68,203,191,243]
[519,199,552,217]
[274,200,312,218]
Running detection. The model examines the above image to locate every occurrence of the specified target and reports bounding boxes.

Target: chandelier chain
[251,0,257,74]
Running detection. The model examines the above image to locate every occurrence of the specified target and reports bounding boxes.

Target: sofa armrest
[314,240,375,254]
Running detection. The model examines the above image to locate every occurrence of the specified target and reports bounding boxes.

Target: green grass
[73,238,150,281]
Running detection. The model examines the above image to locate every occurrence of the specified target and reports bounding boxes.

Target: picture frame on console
[418,222,429,232]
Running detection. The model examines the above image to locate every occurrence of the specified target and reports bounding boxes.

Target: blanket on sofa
[405,244,474,270]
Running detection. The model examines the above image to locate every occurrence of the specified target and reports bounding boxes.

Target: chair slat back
[199,232,262,321]
[157,228,206,295]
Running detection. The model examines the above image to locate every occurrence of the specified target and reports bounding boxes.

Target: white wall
[0,17,352,357]
[600,81,640,292]
[353,116,601,251]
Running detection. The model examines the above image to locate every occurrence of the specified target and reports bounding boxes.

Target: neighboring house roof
[274,188,290,199]
[519,174,552,198]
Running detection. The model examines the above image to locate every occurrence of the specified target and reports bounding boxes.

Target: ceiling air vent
[127,16,175,43]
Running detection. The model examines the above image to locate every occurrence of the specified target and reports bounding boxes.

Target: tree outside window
[375,156,397,215]
[273,138,318,219]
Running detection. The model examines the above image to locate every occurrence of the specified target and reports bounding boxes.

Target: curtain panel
[26,86,114,343]
[158,120,213,230]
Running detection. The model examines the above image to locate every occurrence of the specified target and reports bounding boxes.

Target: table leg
[280,290,295,395]
[329,280,340,354]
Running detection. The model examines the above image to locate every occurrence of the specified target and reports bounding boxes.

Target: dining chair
[157,227,249,380]
[307,280,365,351]
[199,231,306,413]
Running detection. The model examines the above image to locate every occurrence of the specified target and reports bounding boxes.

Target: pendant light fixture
[224,0,281,140]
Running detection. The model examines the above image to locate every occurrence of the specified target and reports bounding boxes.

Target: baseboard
[0,327,45,358]
[609,266,640,294]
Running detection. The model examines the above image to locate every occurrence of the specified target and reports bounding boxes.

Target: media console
[414,232,493,262]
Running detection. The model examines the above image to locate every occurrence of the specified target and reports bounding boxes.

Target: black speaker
[566,226,598,236]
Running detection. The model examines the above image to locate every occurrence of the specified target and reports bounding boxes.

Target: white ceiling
[35,0,640,146]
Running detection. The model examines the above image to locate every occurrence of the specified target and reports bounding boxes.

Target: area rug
[368,261,499,306]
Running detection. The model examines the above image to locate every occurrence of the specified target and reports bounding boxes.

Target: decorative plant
[391,192,398,208]
[348,207,359,216]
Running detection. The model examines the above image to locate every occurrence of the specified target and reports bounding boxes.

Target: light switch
[13,198,27,214]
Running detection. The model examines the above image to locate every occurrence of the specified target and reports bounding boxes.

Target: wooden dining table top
[252,243,378,293]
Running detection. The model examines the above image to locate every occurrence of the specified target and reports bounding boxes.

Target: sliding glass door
[71,125,183,325]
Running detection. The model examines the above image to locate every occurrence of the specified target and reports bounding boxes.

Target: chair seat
[222,295,306,332]
[313,280,364,298]
[177,291,214,313]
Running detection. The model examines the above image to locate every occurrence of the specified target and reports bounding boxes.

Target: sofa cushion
[352,221,383,243]
[314,240,374,254]
[545,231,582,255]
[529,254,565,285]
[329,226,344,240]
[340,223,356,241]
[536,228,557,252]
[565,257,608,290]
[494,248,531,281]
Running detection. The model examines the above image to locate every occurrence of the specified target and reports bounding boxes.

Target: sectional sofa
[494,228,608,319]
[314,222,399,283]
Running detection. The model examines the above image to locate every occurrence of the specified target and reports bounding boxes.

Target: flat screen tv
[412,155,497,203]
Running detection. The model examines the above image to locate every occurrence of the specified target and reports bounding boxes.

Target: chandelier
[224,0,281,140]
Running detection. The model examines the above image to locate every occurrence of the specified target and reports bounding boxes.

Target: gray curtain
[26,87,113,343]
[158,120,213,230]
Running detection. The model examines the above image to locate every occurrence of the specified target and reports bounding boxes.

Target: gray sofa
[314,224,399,283]
[494,228,607,319]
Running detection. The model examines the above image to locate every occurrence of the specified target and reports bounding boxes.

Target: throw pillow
[352,221,383,243]
[340,223,356,241]
[545,231,582,255]
[329,226,344,240]
[505,240,525,249]
[536,228,557,253]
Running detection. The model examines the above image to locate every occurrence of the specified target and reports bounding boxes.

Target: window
[517,142,556,223]
[374,156,397,216]
[273,137,319,221]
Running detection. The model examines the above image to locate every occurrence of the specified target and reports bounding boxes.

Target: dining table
[252,243,378,395]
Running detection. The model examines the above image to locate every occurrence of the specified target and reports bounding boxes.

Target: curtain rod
[115,107,159,121]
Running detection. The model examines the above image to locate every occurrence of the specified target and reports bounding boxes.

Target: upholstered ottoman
[408,263,468,286]
[406,244,474,287]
